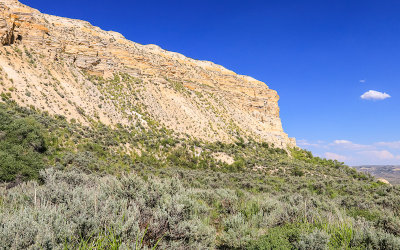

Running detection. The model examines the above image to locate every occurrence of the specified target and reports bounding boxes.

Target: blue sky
[22,0,400,166]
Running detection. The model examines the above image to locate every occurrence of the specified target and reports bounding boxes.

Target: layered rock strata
[0,0,295,147]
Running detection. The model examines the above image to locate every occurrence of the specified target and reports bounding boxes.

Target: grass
[0,100,400,249]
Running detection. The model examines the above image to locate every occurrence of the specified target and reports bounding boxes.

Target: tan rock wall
[0,0,295,147]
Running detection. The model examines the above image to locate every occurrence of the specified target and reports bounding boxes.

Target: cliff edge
[0,0,295,147]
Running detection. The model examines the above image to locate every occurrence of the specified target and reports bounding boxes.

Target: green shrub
[0,169,215,249]
[248,224,300,249]
[297,229,330,250]
[292,166,305,177]
[0,106,47,181]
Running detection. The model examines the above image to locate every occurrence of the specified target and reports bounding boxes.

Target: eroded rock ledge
[0,0,295,147]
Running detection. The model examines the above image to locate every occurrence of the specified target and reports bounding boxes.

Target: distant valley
[354,165,400,185]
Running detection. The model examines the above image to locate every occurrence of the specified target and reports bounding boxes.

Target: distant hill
[354,165,400,185]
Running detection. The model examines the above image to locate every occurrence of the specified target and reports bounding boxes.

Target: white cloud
[297,140,331,151]
[376,141,400,149]
[332,140,371,150]
[299,138,400,165]
[297,139,311,146]
[297,139,325,147]
[359,80,366,83]
[333,140,352,145]
[361,90,391,100]
[325,152,347,162]
[358,150,395,160]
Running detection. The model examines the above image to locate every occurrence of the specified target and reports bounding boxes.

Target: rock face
[0,0,295,147]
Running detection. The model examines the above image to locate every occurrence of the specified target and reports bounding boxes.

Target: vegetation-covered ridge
[1,100,400,249]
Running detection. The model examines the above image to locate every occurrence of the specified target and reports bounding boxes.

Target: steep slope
[0,0,295,147]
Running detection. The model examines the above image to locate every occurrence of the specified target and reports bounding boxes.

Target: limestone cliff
[0,0,295,147]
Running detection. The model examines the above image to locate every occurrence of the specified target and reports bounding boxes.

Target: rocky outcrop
[377,178,391,185]
[0,0,295,147]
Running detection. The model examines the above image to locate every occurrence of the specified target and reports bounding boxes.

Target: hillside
[1,95,400,249]
[0,0,294,147]
[1,1,400,249]
[355,166,400,185]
